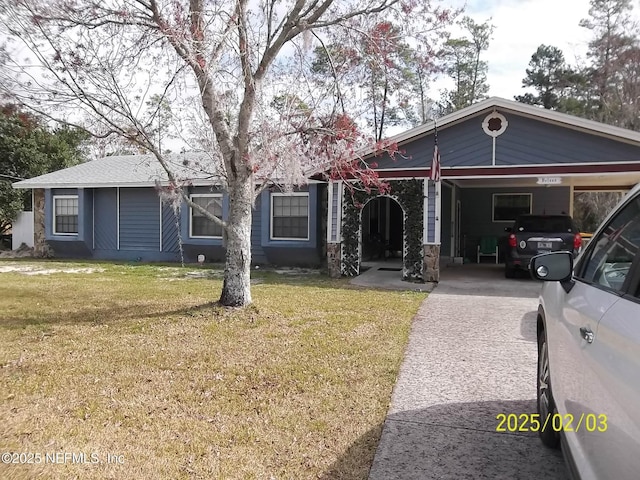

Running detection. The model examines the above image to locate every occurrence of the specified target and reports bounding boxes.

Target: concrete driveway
[367,264,568,479]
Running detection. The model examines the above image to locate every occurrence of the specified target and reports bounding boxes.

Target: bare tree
[574,191,624,232]
[579,0,640,127]
[0,0,446,306]
[308,7,455,139]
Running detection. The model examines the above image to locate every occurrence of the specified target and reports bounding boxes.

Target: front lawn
[0,261,425,479]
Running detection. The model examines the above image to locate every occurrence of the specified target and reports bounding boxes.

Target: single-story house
[13,152,327,266]
[13,97,640,281]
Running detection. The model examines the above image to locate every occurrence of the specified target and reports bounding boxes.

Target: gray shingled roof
[13,153,223,189]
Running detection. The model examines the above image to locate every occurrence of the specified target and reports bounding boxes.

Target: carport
[326,97,640,282]
[440,171,639,265]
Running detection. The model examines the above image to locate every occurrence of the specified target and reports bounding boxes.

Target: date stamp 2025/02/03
[496,413,608,433]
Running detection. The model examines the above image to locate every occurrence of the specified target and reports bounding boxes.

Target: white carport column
[423,178,441,282]
[434,180,442,244]
[422,179,429,245]
[326,180,342,278]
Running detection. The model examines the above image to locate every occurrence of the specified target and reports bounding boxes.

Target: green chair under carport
[477,236,499,264]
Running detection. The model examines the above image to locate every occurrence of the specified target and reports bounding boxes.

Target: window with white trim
[190,194,223,238]
[493,193,532,222]
[53,195,79,235]
[271,193,309,240]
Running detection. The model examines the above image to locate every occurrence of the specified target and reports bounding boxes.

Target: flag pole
[430,120,441,245]
[430,120,441,183]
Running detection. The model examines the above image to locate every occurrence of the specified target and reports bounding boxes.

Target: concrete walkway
[349,260,435,292]
[367,264,568,479]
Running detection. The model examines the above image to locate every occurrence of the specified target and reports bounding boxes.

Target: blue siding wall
[372,109,640,170]
[440,183,452,255]
[119,188,160,251]
[251,194,267,263]
[162,204,181,253]
[94,188,117,250]
[81,189,93,249]
[374,112,492,169]
[533,187,572,215]
[454,184,462,257]
[43,184,323,266]
[51,188,77,195]
[496,115,640,165]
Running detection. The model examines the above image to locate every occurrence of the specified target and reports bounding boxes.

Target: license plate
[538,242,552,249]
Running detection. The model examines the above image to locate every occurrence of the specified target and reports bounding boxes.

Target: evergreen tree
[440,17,494,114]
[0,106,87,237]
[515,45,576,110]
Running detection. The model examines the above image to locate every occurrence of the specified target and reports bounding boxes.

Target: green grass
[0,260,426,479]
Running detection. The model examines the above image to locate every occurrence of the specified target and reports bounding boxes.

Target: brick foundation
[33,189,52,257]
[423,244,440,282]
[327,243,342,278]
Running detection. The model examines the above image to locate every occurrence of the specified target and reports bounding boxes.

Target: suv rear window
[515,216,574,233]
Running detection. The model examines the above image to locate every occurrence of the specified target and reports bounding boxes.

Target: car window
[577,196,640,293]
[516,216,574,233]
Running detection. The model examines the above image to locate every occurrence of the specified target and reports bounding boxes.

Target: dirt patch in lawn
[0,264,105,275]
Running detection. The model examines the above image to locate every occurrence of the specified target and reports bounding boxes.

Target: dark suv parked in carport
[504,214,582,278]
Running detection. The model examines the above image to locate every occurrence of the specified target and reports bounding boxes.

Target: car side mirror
[530,252,574,291]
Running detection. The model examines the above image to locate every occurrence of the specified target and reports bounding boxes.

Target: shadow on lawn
[0,277,404,330]
[0,301,222,329]
[322,399,567,480]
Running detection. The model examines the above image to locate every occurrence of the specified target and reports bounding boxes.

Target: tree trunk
[219,178,253,307]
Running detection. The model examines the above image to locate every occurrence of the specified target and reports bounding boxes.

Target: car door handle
[580,327,594,344]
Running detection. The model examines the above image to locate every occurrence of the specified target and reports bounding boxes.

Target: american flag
[430,128,441,182]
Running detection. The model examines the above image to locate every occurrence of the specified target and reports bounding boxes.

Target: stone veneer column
[423,244,440,282]
[32,189,51,257]
[327,243,342,278]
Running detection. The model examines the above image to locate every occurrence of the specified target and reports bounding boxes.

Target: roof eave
[13,177,326,190]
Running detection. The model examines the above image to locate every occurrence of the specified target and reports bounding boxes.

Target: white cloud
[435,0,596,100]
[482,0,592,98]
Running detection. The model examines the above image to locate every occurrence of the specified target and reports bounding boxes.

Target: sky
[442,0,599,100]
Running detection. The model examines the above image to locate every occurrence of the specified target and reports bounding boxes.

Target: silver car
[531,183,640,480]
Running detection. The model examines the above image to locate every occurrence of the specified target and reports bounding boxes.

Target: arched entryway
[338,179,423,280]
[360,195,405,265]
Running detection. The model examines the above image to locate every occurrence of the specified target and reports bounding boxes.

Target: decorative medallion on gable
[482,111,508,137]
